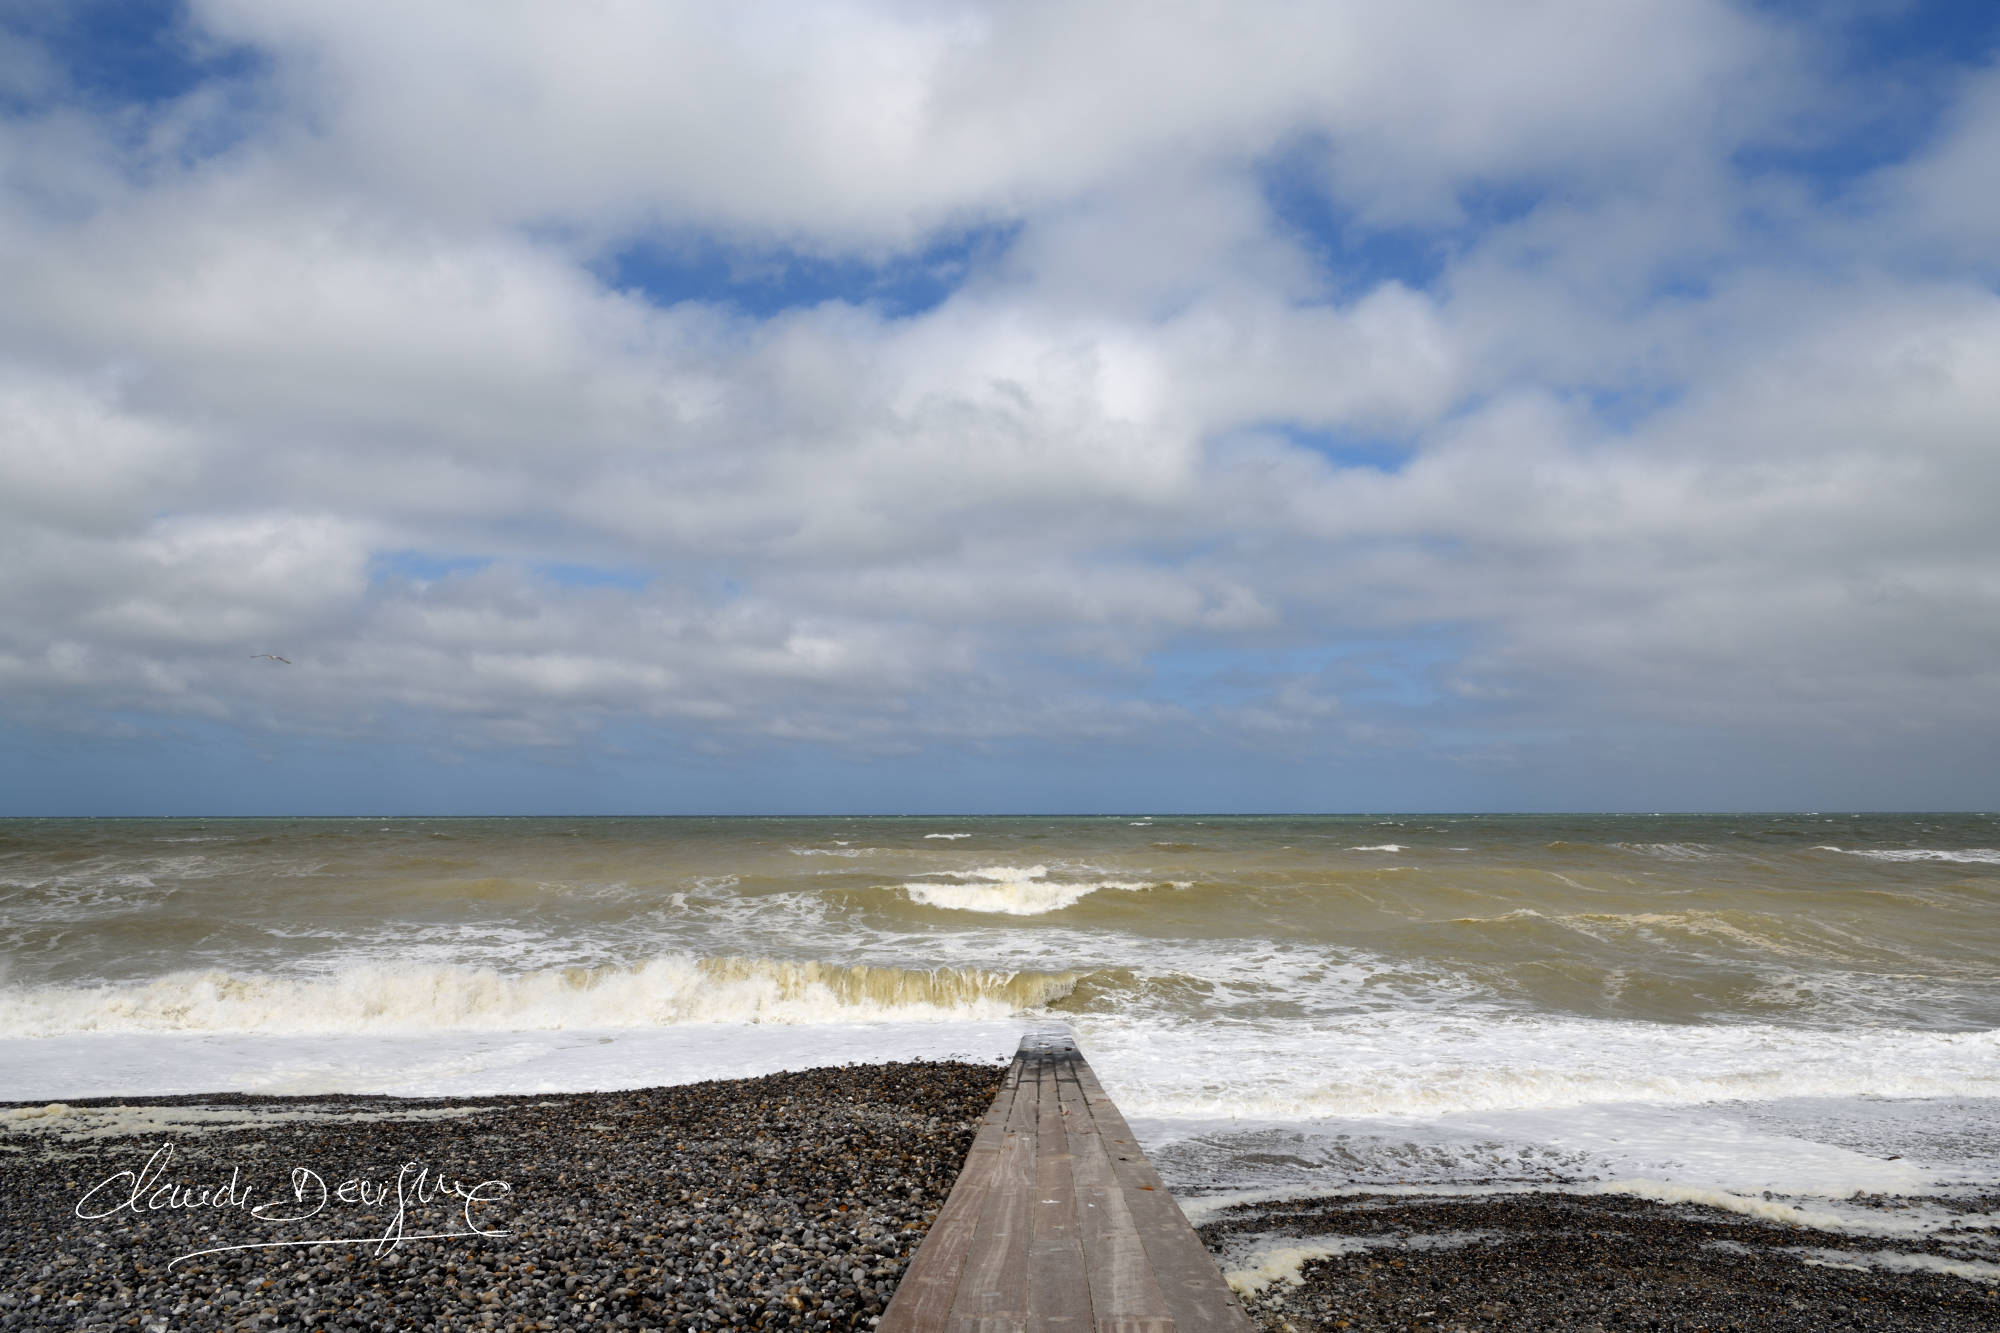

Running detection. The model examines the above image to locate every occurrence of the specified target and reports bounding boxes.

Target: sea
[5,812,1998,1238]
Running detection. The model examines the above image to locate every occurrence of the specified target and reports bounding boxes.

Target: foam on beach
[0,1100,517,1141]
[0,1022,1028,1100]
[1222,1231,1495,1296]
[1590,1180,2000,1240]
[1792,1247,2000,1284]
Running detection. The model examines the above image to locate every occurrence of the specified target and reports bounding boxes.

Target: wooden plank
[1118,1193,1255,1333]
[965,1051,1028,1154]
[885,1033,1252,1333]
[1056,1065,1174,1329]
[1069,1062,1255,1333]
[879,1055,1022,1333]
[1025,1054,1092,1333]
[945,1050,1043,1325]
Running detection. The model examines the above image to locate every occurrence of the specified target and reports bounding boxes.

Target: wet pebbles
[15,1065,1997,1332]
[0,1060,1002,1332]
[1199,1190,2000,1332]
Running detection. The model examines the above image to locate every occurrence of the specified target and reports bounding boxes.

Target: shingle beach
[1201,1189,2000,1332]
[6,1063,1997,1332]
[0,1062,1002,1332]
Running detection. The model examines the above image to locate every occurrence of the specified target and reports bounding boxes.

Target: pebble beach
[0,1061,1002,1333]
[6,1060,2000,1331]
[1202,1190,2000,1332]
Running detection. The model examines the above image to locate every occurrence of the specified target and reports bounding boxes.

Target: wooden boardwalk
[879,1032,1256,1333]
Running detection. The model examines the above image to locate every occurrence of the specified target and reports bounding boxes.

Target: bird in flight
[250,654,292,664]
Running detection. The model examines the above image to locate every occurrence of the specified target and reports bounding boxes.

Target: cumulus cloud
[1,1,1996,808]
[171,0,1801,239]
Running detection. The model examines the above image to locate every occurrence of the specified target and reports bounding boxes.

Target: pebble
[1200,1190,2000,1332]
[0,1061,1003,1332]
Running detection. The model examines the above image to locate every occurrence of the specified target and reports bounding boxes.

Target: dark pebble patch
[0,1060,1003,1332]
[1199,1190,2000,1332]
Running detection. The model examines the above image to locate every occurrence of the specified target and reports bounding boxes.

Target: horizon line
[3,809,1993,820]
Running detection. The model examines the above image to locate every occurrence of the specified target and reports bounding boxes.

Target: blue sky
[2,1,1998,814]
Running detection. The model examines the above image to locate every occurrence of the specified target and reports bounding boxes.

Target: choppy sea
[5,813,1997,1232]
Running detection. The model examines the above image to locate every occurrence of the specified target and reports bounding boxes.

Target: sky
[2,0,1998,816]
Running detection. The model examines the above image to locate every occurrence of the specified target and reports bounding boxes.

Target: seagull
[250,654,292,664]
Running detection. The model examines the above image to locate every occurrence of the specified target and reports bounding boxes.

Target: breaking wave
[1817,847,2000,865]
[0,956,1082,1035]
[1613,842,1719,860]
[896,865,1183,915]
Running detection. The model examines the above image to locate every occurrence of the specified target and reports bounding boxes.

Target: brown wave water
[2,813,1998,1033]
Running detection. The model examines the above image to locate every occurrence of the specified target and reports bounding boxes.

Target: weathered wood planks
[879,1033,1254,1333]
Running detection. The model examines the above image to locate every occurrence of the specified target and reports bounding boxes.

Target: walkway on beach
[880,1032,1255,1333]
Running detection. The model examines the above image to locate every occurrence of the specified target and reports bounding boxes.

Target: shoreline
[5,1069,1998,1332]
[1200,1189,2000,1332]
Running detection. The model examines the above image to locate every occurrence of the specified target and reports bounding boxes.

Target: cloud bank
[2,0,1997,812]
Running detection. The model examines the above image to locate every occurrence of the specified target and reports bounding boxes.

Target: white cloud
[184,0,1795,241]
[1,1,1997,800]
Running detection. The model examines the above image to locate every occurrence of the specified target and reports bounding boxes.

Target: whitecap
[1614,842,1718,860]
[0,956,1080,1036]
[1816,847,2000,864]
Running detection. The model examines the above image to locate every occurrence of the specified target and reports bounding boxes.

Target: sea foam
[1817,846,2000,864]
[0,956,1079,1035]
[896,864,1177,915]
